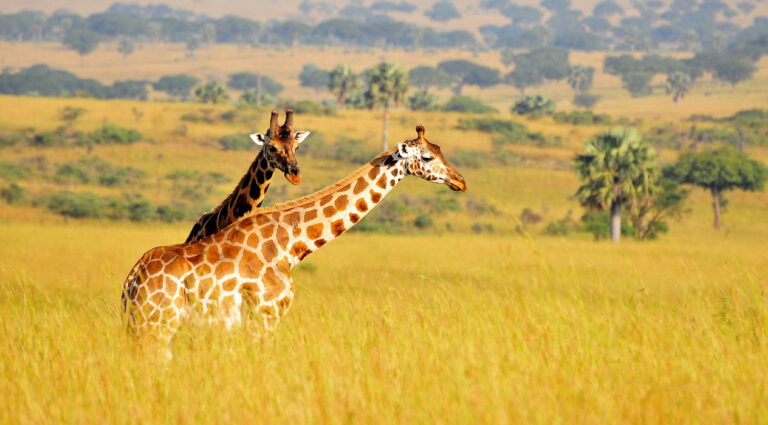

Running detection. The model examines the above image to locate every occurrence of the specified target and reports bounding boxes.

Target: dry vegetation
[1,43,768,424]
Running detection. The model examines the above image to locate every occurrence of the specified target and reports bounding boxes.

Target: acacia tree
[63,28,100,66]
[328,65,359,105]
[575,128,659,243]
[117,37,135,64]
[665,71,691,104]
[365,62,408,151]
[567,65,595,92]
[666,147,766,229]
[195,81,229,104]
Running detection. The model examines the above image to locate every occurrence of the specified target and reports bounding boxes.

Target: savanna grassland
[1,44,768,424]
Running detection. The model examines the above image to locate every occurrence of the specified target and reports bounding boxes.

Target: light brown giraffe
[121,126,466,346]
[184,109,309,243]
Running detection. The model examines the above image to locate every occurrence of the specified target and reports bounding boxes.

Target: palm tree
[328,65,359,105]
[666,71,691,104]
[365,62,409,151]
[575,128,659,243]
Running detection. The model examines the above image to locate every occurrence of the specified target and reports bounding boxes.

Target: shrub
[32,131,66,147]
[413,213,434,229]
[219,133,253,151]
[511,95,555,117]
[407,90,440,111]
[442,95,498,113]
[552,110,612,125]
[54,156,146,187]
[1,183,26,205]
[580,210,635,240]
[544,212,578,236]
[156,203,188,223]
[0,161,31,180]
[573,92,601,109]
[86,125,142,145]
[45,191,106,218]
[288,100,336,116]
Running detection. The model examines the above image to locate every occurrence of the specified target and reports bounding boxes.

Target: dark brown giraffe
[122,126,466,349]
[184,109,309,243]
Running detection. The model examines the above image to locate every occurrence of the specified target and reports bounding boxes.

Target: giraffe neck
[185,148,276,242]
[275,152,407,268]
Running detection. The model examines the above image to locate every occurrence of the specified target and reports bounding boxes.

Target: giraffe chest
[183,244,294,327]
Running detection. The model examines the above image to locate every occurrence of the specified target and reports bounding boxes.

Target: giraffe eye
[268,146,277,152]
[422,155,434,162]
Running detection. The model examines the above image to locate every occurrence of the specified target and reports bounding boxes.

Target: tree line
[3,0,768,55]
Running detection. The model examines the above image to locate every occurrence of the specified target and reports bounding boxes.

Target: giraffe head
[249,109,309,185]
[396,125,467,192]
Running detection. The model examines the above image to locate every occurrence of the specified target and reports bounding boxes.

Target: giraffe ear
[397,142,409,158]
[249,133,267,146]
[294,131,310,144]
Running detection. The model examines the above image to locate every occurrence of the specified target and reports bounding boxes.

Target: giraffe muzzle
[447,172,467,192]
[285,165,301,185]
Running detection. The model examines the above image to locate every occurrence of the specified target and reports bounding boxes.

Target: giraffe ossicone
[183,109,310,243]
[122,125,466,345]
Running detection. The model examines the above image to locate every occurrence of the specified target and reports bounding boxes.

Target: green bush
[32,131,66,147]
[86,124,142,145]
[413,213,434,229]
[544,212,578,236]
[407,90,440,111]
[511,95,555,117]
[573,92,601,109]
[0,132,25,147]
[45,191,106,218]
[288,100,336,116]
[156,203,189,223]
[0,161,31,180]
[54,156,146,187]
[442,96,498,113]
[1,183,26,205]
[552,110,612,126]
[219,133,253,151]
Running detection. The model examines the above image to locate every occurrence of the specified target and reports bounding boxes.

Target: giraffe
[121,125,466,346]
[184,109,310,243]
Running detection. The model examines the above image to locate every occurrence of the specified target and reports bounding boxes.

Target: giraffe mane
[242,147,398,216]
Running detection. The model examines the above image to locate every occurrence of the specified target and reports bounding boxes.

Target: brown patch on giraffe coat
[221,294,235,311]
[256,215,271,226]
[331,220,346,236]
[262,240,278,262]
[376,174,387,189]
[349,213,360,223]
[334,195,349,211]
[356,199,368,212]
[368,167,380,180]
[187,253,204,266]
[149,291,165,305]
[221,244,240,259]
[215,261,235,279]
[314,238,327,248]
[146,276,163,292]
[246,233,262,248]
[276,225,289,250]
[174,294,186,309]
[277,296,292,316]
[353,177,367,194]
[239,217,255,231]
[319,194,333,206]
[262,268,283,301]
[147,260,162,275]
[195,263,212,276]
[260,224,275,238]
[239,250,264,278]
[206,246,220,264]
[339,184,351,192]
[390,179,395,186]
[222,278,238,291]
[304,209,317,221]
[213,230,226,243]
[282,211,300,225]
[370,190,382,204]
[184,244,204,257]
[323,205,337,217]
[270,212,281,222]
[290,242,312,260]
[165,279,177,294]
[230,229,246,244]
[161,251,175,263]
[208,285,221,301]
[306,223,324,239]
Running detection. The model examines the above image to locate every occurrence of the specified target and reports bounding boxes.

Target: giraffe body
[122,126,466,343]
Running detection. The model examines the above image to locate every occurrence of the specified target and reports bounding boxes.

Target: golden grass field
[1,43,768,423]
